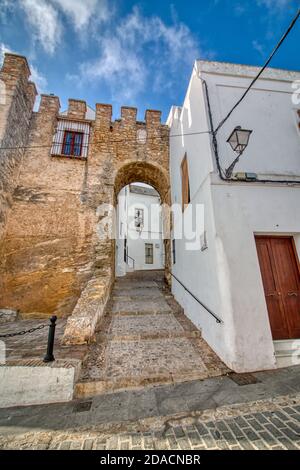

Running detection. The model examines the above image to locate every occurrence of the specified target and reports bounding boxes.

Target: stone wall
[0,54,37,238]
[0,53,170,343]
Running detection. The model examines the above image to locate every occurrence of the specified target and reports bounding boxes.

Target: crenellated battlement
[1,53,31,81]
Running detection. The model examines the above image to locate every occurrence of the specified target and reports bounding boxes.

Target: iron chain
[0,324,47,339]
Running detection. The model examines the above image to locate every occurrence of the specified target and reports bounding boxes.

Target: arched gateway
[0,55,171,347]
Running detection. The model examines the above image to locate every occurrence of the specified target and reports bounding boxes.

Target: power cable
[0,130,211,151]
[214,8,300,134]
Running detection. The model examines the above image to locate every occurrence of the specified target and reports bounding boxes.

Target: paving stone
[279,426,299,441]
[242,427,260,441]
[259,430,279,447]
[226,421,245,438]
[247,418,264,431]
[253,440,270,450]
[283,406,297,415]
[278,437,299,450]
[83,438,94,450]
[59,441,71,450]
[234,416,249,428]
[173,426,185,438]
[238,437,255,450]
[264,423,284,438]
[253,413,269,424]
[285,421,300,434]
[195,422,210,436]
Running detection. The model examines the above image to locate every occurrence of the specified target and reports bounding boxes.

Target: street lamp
[225,126,252,178]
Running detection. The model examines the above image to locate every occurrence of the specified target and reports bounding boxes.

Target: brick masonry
[0,394,299,450]
[0,54,170,344]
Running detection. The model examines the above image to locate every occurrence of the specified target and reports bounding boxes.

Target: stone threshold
[97,330,201,342]
[2,358,81,369]
[75,370,225,399]
[111,309,174,316]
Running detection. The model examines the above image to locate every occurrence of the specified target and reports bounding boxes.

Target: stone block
[0,309,18,324]
[67,99,87,120]
[0,359,80,407]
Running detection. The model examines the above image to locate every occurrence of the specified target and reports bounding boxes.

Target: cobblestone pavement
[0,394,300,450]
[76,270,229,397]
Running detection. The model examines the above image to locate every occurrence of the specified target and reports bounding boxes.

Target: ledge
[51,154,87,161]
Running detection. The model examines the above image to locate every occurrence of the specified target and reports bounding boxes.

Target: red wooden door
[255,236,300,340]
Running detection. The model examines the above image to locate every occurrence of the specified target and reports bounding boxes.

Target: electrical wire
[0,9,299,154]
[0,129,211,151]
[214,8,300,134]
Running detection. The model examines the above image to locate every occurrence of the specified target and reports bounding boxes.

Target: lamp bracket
[225,150,244,179]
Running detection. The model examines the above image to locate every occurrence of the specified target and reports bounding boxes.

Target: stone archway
[113,161,171,282]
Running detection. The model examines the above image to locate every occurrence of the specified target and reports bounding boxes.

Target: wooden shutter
[181,154,190,211]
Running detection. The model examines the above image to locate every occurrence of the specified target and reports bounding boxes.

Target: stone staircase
[274,339,300,368]
[75,270,229,398]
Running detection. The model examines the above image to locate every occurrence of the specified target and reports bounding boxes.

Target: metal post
[43,315,57,363]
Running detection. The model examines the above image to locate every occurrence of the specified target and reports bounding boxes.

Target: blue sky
[0,0,299,120]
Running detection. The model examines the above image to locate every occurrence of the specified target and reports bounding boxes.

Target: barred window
[62,131,83,157]
[135,208,144,228]
[51,119,90,159]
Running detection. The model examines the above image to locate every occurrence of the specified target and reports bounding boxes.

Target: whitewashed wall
[168,61,300,372]
[116,185,164,275]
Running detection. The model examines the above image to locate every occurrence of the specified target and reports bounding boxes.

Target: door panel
[271,238,300,338]
[255,236,300,340]
[256,237,289,339]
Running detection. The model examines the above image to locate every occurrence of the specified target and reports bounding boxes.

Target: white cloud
[51,0,110,31]
[252,40,265,57]
[29,64,48,93]
[0,1,111,56]
[0,43,12,64]
[74,7,200,102]
[0,0,15,22]
[257,0,293,8]
[20,0,62,55]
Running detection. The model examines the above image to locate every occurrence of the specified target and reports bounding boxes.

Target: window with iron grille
[62,131,84,157]
[145,243,154,264]
[135,208,144,229]
[51,119,90,159]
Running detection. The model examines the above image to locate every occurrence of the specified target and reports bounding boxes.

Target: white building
[167,61,300,373]
[116,183,164,276]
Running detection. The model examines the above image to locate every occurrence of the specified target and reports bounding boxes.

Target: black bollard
[43,315,57,363]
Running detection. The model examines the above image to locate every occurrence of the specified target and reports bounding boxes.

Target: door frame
[255,233,300,340]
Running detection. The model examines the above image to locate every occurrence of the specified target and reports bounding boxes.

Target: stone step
[275,349,300,368]
[114,280,159,290]
[273,339,300,368]
[97,330,201,342]
[75,369,222,399]
[273,339,300,352]
[109,299,172,316]
[104,313,199,340]
[112,287,165,300]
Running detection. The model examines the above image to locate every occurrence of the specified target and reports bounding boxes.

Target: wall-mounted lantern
[225,126,252,178]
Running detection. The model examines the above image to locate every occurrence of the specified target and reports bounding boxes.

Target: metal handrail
[126,254,135,270]
[170,272,223,324]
